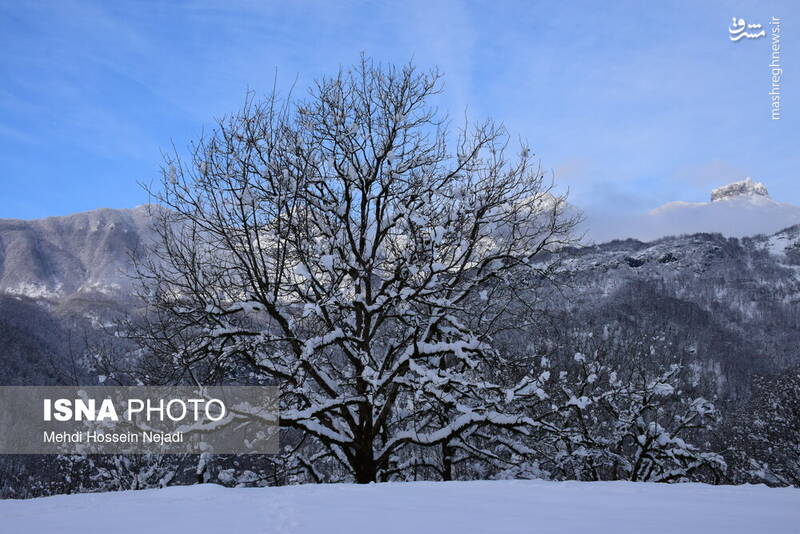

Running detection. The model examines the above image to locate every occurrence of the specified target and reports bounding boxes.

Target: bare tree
[136,57,577,483]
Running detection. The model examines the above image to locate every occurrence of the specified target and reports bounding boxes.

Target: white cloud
[579,194,800,244]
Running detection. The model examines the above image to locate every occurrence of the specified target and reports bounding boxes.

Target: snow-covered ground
[1,480,798,534]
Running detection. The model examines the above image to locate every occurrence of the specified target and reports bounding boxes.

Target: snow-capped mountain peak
[710,178,769,202]
[583,178,800,244]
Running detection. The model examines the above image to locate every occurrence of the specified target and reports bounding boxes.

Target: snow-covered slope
[0,480,797,534]
[585,178,800,243]
[0,205,156,299]
[0,206,159,385]
[525,222,800,394]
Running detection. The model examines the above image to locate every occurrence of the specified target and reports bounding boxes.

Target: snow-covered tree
[80,454,186,491]
[540,350,725,482]
[135,58,577,483]
[724,367,800,486]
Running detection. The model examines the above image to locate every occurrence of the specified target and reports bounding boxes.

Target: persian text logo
[729,17,766,41]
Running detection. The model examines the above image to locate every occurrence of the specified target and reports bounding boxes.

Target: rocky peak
[710,178,769,202]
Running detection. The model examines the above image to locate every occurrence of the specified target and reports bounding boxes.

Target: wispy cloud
[0,0,797,221]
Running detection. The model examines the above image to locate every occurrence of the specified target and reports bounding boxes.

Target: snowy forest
[1,59,798,498]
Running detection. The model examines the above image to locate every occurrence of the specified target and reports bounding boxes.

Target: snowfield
[1,480,798,534]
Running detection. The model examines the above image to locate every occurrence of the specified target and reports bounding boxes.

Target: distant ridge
[0,206,155,300]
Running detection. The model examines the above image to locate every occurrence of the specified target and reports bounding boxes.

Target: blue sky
[0,0,797,220]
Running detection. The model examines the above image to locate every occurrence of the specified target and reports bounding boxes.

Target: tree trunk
[442,442,453,481]
[353,448,377,484]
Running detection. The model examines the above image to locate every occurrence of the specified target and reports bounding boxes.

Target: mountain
[584,179,800,244]
[533,222,800,397]
[1,204,799,394]
[708,178,769,202]
[0,205,156,300]
[0,206,156,385]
